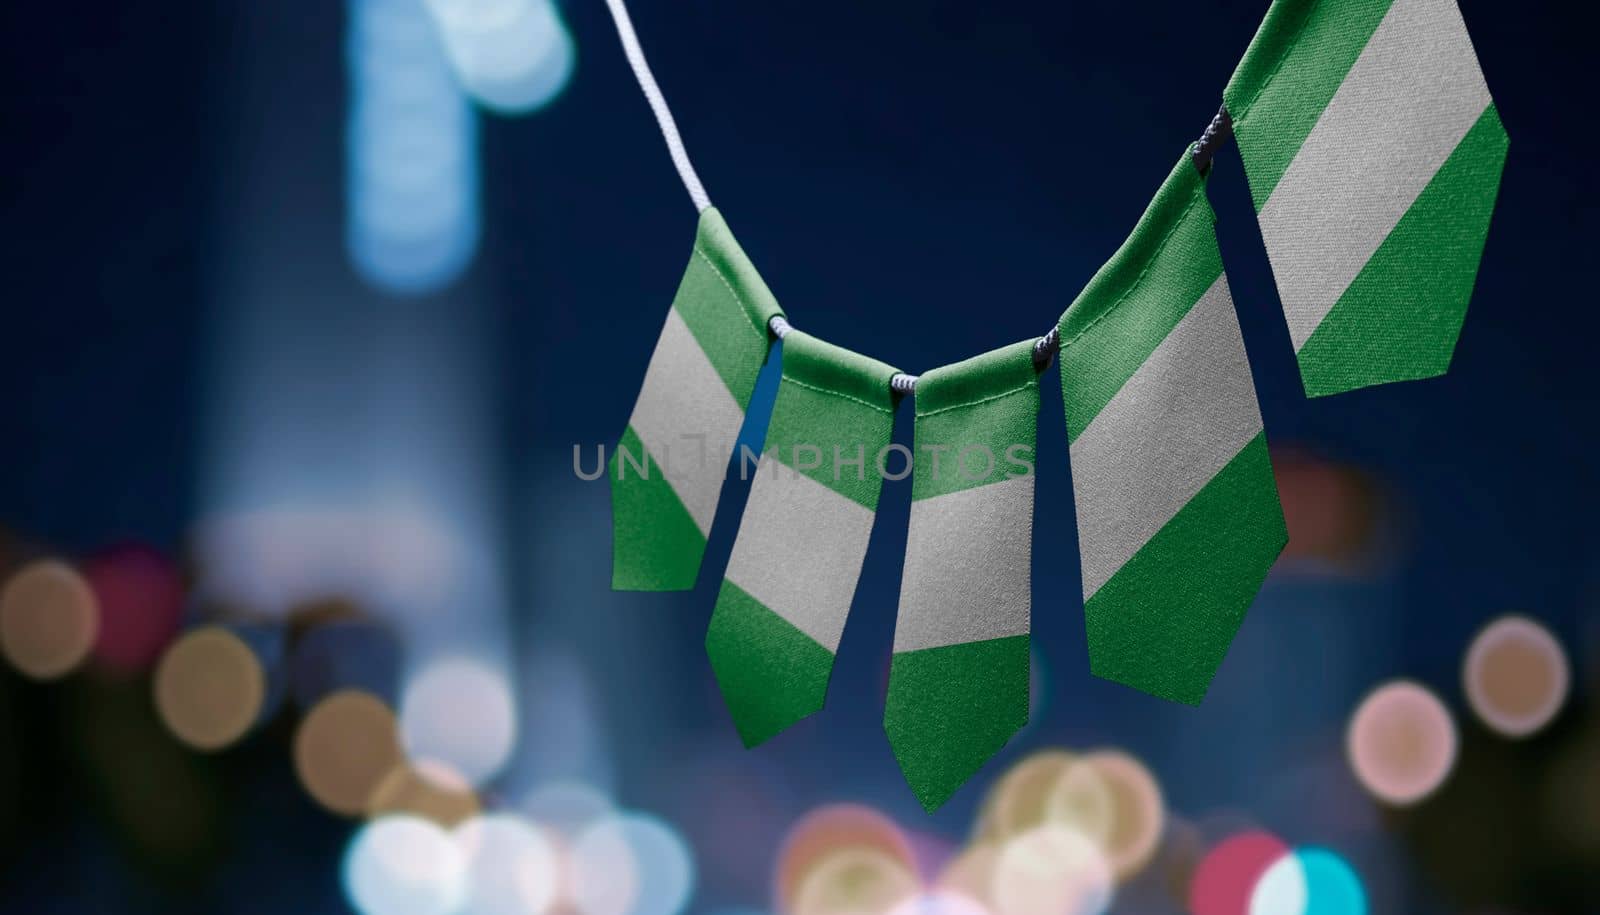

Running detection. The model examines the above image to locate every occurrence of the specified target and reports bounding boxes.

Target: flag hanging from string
[596,0,1511,810]
[705,332,901,747]
[1059,156,1287,705]
[1225,0,1507,396]
[610,208,783,591]
[885,340,1041,812]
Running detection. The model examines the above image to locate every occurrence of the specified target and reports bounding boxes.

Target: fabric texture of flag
[885,340,1040,812]
[705,331,901,747]
[1059,155,1287,705]
[610,207,784,591]
[1225,0,1507,397]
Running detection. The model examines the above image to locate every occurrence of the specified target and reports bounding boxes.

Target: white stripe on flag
[1070,274,1263,600]
[1260,0,1492,350]
[894,475,1034,653]
[627,307,745,536]
[723,455,875,652]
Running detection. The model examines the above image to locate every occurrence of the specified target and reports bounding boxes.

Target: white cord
[603,0,712,212]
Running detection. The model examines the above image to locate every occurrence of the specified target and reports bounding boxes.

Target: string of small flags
[601,0,1508,811]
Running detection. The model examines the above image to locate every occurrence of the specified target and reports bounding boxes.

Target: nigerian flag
[706,332,900,747]
[1225,0,1507,397]
[611,207,783,591]
[886,340,1039,812]
[1060,156,1287,705]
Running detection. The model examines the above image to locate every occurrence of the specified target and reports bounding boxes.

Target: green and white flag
[1059,156,1287,705]
[611,207,784,591]
[1225,0,1507,396]
[705,331,900,747]
[885,341,1039,812]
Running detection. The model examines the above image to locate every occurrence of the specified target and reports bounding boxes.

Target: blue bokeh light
[347,0,480,295]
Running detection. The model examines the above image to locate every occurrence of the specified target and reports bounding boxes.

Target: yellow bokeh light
[0,559,99,680]
[777,805,914,914]
[790,846,921,915]
[975,750,1078,843]
[294,689,405,817]
[154,626,267,751]
[1057,751,1165,881]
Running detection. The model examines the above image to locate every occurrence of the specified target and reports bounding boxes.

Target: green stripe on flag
[1057,158,1224,443]
[885,635,1030,811]
[611,208,783,591]
[1296,104,1507,395]
[705,579,836,748]
[707,331,900,745]
[911,341,1042,502]
[1060,154,1285,706]
[1224,0,1506,396]
[761,337,901,510]
[672,208,785,401]
[888,341,1038,811]
[609,425,708,591]
[1223,0,1396,210]
[1084,434,1286,704]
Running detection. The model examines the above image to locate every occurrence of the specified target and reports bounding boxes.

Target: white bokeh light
[401,657,517,786]
[455,813,561,915]
[570,813,694,915]
[991,825,1113,915]
[344,815,468,915]
[889,891,993,915]
[1248,851,1307,915]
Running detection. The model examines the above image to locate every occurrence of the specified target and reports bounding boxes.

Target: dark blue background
[0,1,1594,912]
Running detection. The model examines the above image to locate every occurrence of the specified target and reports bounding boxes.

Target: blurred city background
[0,1,1594,913]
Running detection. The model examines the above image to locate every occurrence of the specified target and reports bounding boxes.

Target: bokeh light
[570,813,694,915]
[777,804,915,913]
[344,814,468,915]
[1248,851,1307,915]
[1464,615,1569,738]
[347,0,480,294]
[369,757,483,827]
[790,846,921,915]
[1042,757,1115,850]
[425,0,575,114]
[83,544,184,674]
[936,842,1000,905]
[154,626,267,751]
[887,890,992,915]
[1346,681,1457,806]
[0,558,98,679]
[294,688,405,816]
[567,814,639,915]
[1253,847,1367,915]
[990,825,1114,915]
[976,750,1078,841]
[1060,751,1165,881]
[1189,830,1290,915]
[455,813,561,915]
[400,656,517,786]
[1295,848,1366,915]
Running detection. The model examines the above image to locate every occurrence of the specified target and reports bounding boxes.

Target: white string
[603,0,712,212]
[592,1,1216,392]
